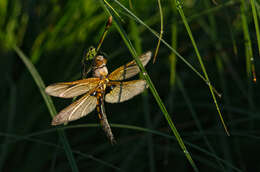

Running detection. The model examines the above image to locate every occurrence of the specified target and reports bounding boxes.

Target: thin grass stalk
[203,0,233,169]
[0,0,7,27]
[164,0,178,166]
[152,0,163,63]
[256,1,260,17]
[249,0,260,57]
[186,0,237,22]
[0,124,241,171]
[176,75,226,171]
[219,0,238,57]
[13,45,79,172]
[215,51,234,172]
[240,0,256,132]
[176,1,229,136]
[109,0,222,98]
[240,0,256,113]
[101,1,198,171]
[0,131,122,171]
[169,0,178,87]
[198,17,249,102]
[241,0,256,82]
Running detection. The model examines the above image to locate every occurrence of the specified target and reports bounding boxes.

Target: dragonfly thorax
[93,55,108,78]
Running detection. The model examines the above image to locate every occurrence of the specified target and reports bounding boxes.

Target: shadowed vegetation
[0,0,260,171]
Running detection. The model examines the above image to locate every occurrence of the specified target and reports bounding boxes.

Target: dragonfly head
[93,55,108,78]
[94,55,107,67]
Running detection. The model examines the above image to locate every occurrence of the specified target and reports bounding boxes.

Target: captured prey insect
[45,51,152,143]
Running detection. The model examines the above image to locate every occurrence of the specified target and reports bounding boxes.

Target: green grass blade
[176,2,230,136]
[101,1,199,171]
[169,0,178,87]
[202,0,233,168]
[186,0,237,22]
[70,124,241,171]
[241,0,255,82]
[152,0,163,63]
[108,0,221,98]
[0,131,122,171]
[13,45,79,172]
[240,0,256,130]
[249,0,260,57]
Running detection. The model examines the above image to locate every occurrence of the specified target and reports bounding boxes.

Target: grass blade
[13,45,79,172]
[109,0,222,98]
[152,0,163,63]
[101,1,199,171]
[249,0,260,58]
[176,1,230,136]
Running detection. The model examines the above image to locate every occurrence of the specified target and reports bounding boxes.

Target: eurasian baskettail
[45,51,152,143]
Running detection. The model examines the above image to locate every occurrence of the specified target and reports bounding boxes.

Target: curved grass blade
[249,0,260,59]
[13,45,79,172]
[175,1,229,136]
[24,123,244,171]
[101,1,199,171]
[96,16,113,52]
[107,0,222,98]
[152,0,163,63]
[0,123,241,171]
[240,0,257,83]
[0,132,122,171]
[248,0,258,82]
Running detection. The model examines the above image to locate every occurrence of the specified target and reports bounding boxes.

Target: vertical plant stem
[203,0,232,169]
[240,0,256,129]
[101,1,199,171]
[249,0,260,57]
[110,0,222,97]
[176,1,230,136]
[153,0,163,63]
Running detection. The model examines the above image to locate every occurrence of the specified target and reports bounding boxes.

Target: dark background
[0,0,260,171]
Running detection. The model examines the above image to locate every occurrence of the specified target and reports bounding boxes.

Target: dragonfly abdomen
[96,92,116,144]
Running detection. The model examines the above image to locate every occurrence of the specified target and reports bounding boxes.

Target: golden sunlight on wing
[105,80,148,103]
[45,78,100,98]
[52,93,97,125]
[108,51,152,81]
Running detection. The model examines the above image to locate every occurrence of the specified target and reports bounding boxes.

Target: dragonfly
[45,51,152,143]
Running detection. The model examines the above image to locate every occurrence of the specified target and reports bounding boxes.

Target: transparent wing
[105,80,148,103]
[108,51,152,81]
[45,78,100,98]
[52,93,97,125]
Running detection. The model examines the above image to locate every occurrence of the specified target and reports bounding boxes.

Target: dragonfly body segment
[45,51,152,143]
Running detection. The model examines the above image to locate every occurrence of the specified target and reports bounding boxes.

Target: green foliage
[0,0,260,171]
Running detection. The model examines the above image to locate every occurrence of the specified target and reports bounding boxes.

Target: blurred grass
[1,0,260,171]
[13,46,79,172]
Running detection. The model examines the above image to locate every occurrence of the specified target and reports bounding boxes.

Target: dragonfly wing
[108,51,152,81]
[105,80,148,103]
[45,78,100,98]
[52,93,97,125]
